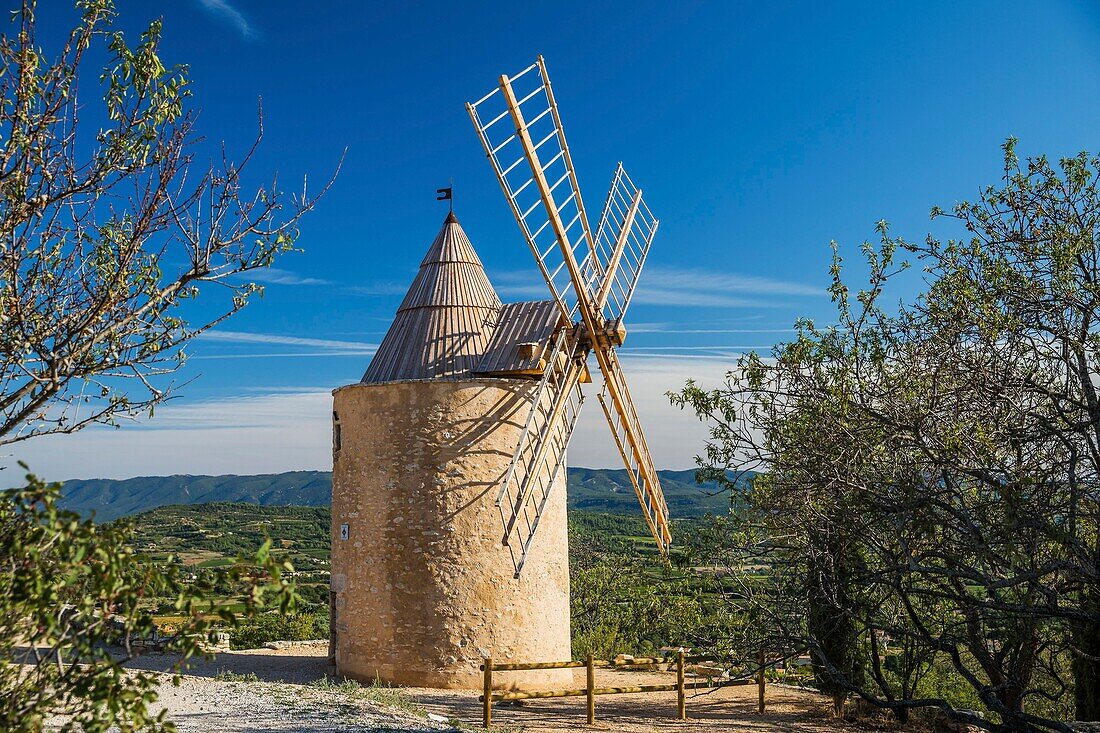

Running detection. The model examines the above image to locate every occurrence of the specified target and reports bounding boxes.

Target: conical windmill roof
[361,212,502,383]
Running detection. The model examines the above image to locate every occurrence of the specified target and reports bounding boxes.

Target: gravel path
[123,645,858,733]
[124,644,451,733]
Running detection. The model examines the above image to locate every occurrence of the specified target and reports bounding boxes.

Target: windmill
[467,56,672,576]
[328,55,668,690]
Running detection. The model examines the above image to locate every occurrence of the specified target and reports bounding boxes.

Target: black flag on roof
[436,186,452,201]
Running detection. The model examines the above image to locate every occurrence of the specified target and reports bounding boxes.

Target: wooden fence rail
[479,651,767,727]
[485,654,721,671]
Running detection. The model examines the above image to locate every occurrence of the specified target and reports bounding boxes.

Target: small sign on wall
[340,523,349,541]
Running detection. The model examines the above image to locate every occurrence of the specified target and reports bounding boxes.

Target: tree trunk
[1074,549,1100,720]
[807,526,864,718]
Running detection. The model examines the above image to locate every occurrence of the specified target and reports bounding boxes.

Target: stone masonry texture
[330,378,572,689]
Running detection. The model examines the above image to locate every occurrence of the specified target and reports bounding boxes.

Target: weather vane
[436,178,453,212]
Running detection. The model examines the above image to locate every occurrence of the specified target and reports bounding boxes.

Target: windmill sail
[496,328,585,577]
[591,164,659,324]
[468,56,673,571]
[466,57,602,322]
[595,349,672,553]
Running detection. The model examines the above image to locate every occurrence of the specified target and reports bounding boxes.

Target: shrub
[229,610,329,649]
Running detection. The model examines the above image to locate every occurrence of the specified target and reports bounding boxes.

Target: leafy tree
[0,471,297,732]
[0,0,336,445]
[806,523,866,716]
[914,140,1100,721]
[672,141,1100,731]
[229,610,329,651]
[570,557,708,660]
[0,1,332,728]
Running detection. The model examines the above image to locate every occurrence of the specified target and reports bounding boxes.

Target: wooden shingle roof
[361,212,502,383]
[475,300,562,376]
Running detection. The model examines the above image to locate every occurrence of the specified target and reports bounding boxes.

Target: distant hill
[566,467,730,516]
[55,468,732,521]
[57,471,333,521]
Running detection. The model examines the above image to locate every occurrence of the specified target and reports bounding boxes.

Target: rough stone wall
[330,379,572,690]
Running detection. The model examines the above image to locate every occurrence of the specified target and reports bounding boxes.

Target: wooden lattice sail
[467,56,672,574]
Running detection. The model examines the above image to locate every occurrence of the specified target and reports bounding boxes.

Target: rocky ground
[124,643,863,733]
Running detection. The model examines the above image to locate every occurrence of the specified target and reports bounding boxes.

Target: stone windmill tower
[330,56,670,690]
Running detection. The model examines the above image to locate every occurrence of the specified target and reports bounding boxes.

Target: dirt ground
[413,668,852,733]
[119,643,862,733]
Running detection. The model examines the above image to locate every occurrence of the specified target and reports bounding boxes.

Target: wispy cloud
[199,330,377,351]
[491,267,824,309]
[634,266,824,308]
[123,390,332,432]
[645,267,824,297]
[344,282,409,297]
[189,351,377,360]
[629,322,798,334]
[242,268,332,286]
[570,354,733,469]
[2,390,333,479]
[621,351,760,362]
[638,290,775,308]
[3,357,735,479]
[487,270,546,301]
[242,385,340,393]
[196,0,254,38]
[623,345,772,352]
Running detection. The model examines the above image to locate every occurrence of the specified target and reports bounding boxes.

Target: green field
[123,501,734,655]
[125,501,718,569]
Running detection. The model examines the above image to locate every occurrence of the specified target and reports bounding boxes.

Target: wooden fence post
[676,649,686,720]
[757,651,766,714]
[586,653,595,724]
[483,656,492,728]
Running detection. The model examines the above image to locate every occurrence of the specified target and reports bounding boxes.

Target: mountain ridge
[52,468,732,521]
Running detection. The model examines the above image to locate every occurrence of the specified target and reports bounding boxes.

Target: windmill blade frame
[591,163,660,324]
[496,327,586,577]
[466,57,602,323]
[469,55,673,567]
[595,348,672,553]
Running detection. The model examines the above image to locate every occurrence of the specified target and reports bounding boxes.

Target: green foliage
[806,530,865,715]
[908,659,986,714]
[229,611,329,650]
[568,510,661,564]
[213,670,259,683]
[0,0,328,446]
[569,512,736,660]
[671,141,1100,731]
[125,503,330,568]
[0,471,297,733]
[1075,582,1100,720]
[571,560,707,659]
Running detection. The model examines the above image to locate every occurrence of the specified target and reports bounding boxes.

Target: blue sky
[8,0,1100,479]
